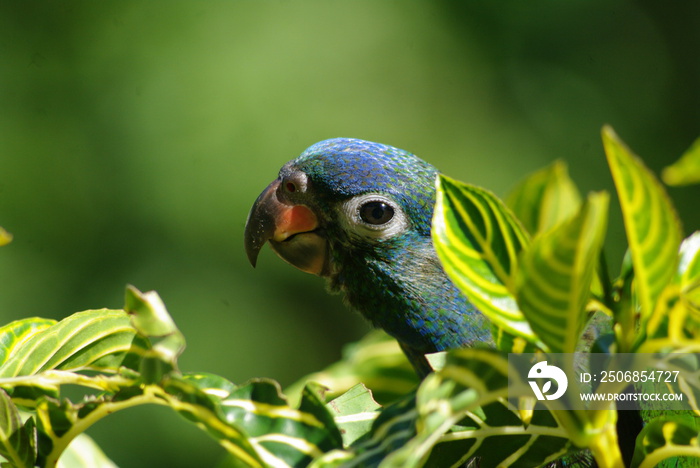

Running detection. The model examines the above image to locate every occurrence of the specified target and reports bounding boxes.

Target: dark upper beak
[244,179,329,276]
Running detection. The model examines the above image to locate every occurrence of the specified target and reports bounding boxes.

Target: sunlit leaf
[433,175,538,345]
[679,232,700,283]
[0,318,55,368]
[602,126,682,324]
[516,192,609,353]
[506,160,582,235]
[0,310,147,381]
[662,136,700,186]
[58,434,117,468]
[678,233,700,326]
[631,415,700,468]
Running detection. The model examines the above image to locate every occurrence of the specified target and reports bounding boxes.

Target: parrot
[244,138,608,467]
[243,138,492,377]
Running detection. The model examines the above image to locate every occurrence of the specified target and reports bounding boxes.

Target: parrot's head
[245,138,437,278]
[244,138,490,359]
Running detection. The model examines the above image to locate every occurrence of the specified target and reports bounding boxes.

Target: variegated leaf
[631,415,700,468]
[0,318,55,368]
[0,310,147,379]
[328,393,418,468]
[433,175,538,346]
[632,233,700,351]
[380,348,579,468]
[506,160,582,235]
[184,376,343,468]
[159,377,267,467]
[516,192,609,353]
[0,311,148,407]
[602,126,682,330]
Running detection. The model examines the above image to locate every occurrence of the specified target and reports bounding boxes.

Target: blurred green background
[1,1,698,466]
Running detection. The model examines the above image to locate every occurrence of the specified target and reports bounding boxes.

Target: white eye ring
[339,194,409,240]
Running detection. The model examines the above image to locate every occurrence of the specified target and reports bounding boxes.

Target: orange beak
[244,179,329,276]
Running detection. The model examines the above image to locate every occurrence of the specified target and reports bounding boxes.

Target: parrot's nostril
[280,171,309,194]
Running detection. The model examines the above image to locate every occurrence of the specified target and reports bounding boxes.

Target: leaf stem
[588,426,624,468]
[43,386,168,467]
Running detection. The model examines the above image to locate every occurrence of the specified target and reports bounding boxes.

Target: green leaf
[380,349,577,468]
[34,390,149,467]
[57,434,117,468]
[228,379,341,465]
[0,227,12,247]
[181,376,343,467]
[506,160,582,235]
[432,175,537,345]
[662,136,700,186]
[335,393,419,467]
[0,287,355,468]
[678,232,700,322]
[153,377,267,467]
[0,309,147,379]
[602,126,682,324]
[516,192,609,353]
[0,389,35,468]
[640,286,700,353]
[631,415,700,468]
[285,331,418,406]
[0,318,55,368]
[124,286,185,383]
[325,384,380,447]
[679,232,700,283]
[125,285,180,339]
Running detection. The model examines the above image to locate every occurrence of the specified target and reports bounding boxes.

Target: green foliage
[602,126,683,349]
[516,192,609,354]
[506,160,582,235]
[662,137,700,186]
[1,127,700,467]
[432,178,538,348]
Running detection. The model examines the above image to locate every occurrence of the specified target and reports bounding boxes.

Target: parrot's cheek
[269,232,329,276]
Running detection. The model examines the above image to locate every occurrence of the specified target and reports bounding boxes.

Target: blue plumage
[290,139,436,234]
[245,138,492,375]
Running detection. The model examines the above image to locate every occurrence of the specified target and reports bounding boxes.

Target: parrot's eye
[360,201,394,225]
[340,194,409,240]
